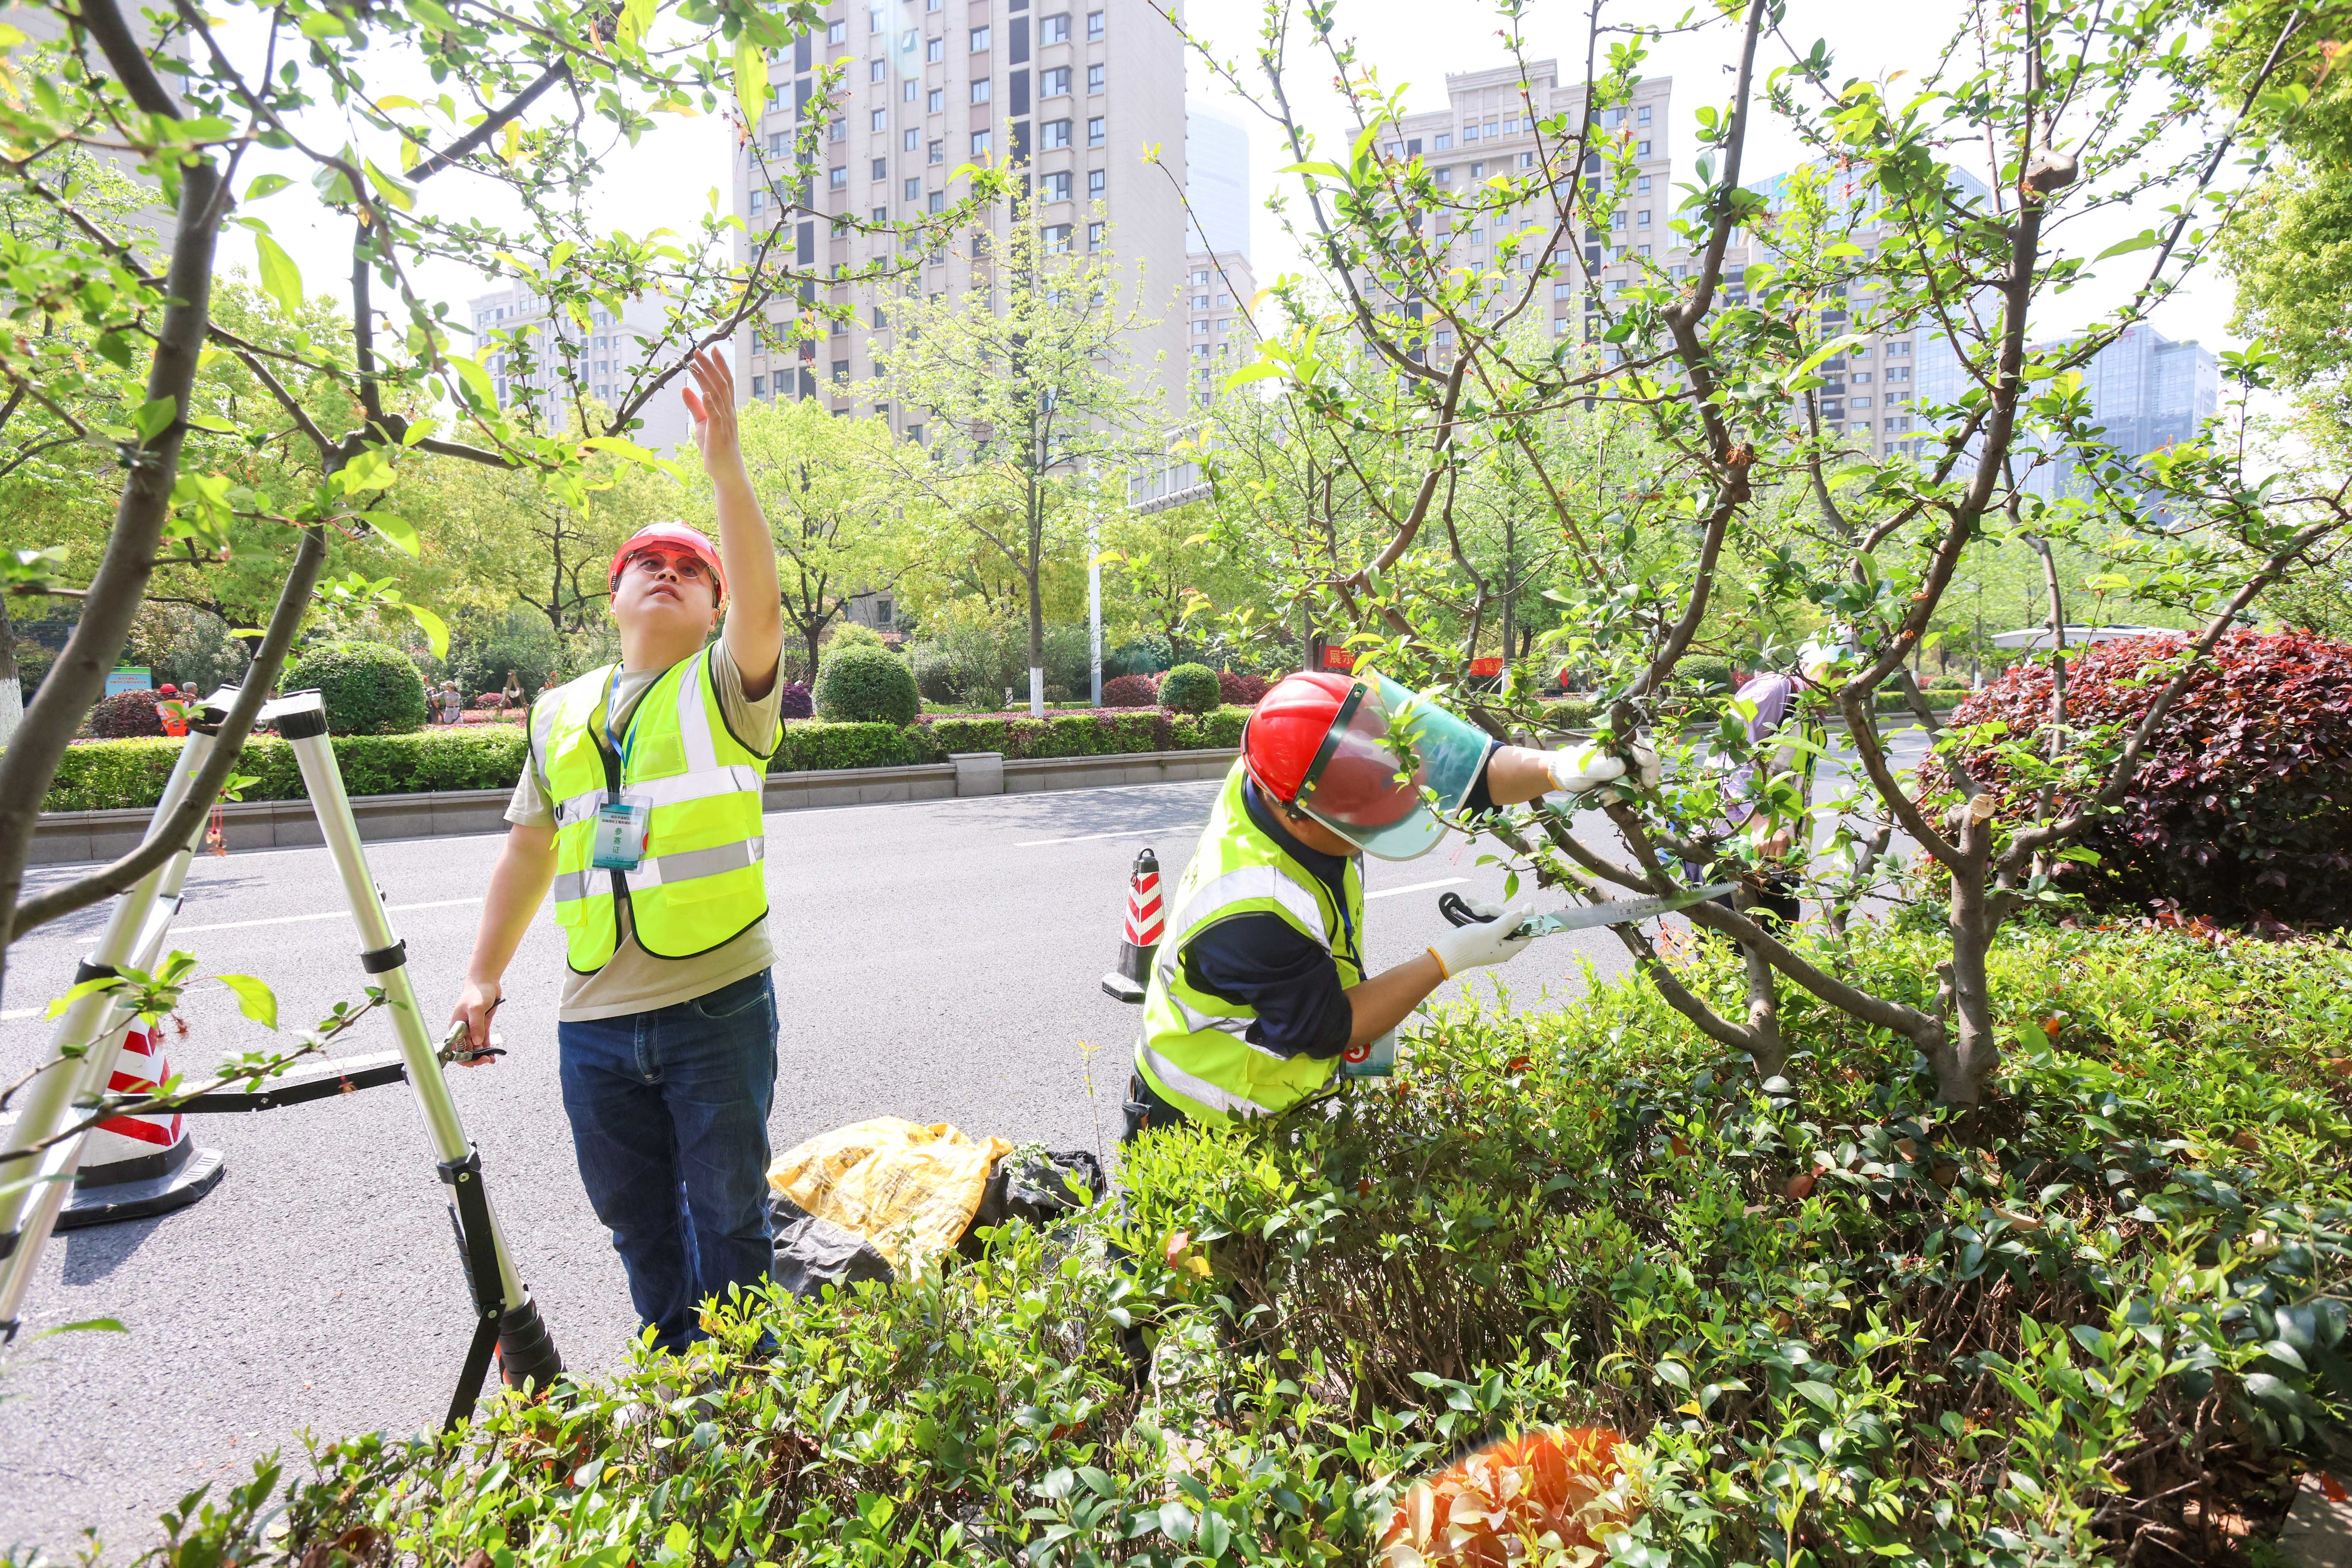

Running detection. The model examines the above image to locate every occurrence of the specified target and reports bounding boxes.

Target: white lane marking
[70,896,485,945]
[1015,824,1204,848]
[1365,877,1467,900]
[0,1007,36,1020]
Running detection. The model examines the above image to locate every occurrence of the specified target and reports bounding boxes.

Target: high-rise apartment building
[1184,102,1250,260]
[461,283,693,450]
[1180,249,1255,408]
[729,0,1189,431]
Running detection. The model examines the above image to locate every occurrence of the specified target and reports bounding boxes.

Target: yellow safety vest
[531,648,779,973]
[1135,760,1366,1125]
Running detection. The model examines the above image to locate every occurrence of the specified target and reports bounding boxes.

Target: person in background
[448,347,787,1355]
[1706,641,1845,930]
[154,684,191,738]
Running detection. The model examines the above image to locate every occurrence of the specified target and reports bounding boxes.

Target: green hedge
[41,728,530,813]
[157,923,2352,1566]
[42,708,1255,811]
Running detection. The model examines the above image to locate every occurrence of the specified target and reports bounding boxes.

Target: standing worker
[1124,671,1655,1135]
[449,347,787,1354]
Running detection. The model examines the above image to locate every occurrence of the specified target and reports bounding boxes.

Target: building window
[1552,281,1571,299]
[1636,139,1651,156]
[1191,292,1209,309]
[1609,210,1625,229]
[750,189,765,212]
[925,34,944,61]
[1191,318,1210,335]
[751,374,766,396]
[768,131,788,156]
[1087,168,1106,198]
[902,79,918,102]
[970,78,990,103]
[869,58,886,81]
[1553,315,1570,334]
[1087,115,1104,145]
[970,25,990,49]
[832,359,850,381]
[1636,104,1651,125]
[927,87,944,112]
[1086,63,1103,91]
[1887,341,1911,356]
[1041,12,1069,41]
[1042,223,1072,252]
[1433,329,1452,346]
[871,204,887,222]
[1463,121,1478,141]
[1042,65,1070,95]
[928,138,944,163]
[1636,174,1651,193]
[872,157,888,179]
[1636,210,1650,227]
[971,128,992,154]
[829,166,848,188]
[904,176,921,200]
[1087,219,1104,248]
[870,108,886,131]
[900,27,917,50]
[928,190,944,211]
[1087,8,1103,36]
[1042,117,1072,148]
[830,120,845,140]
[827,19,847,43]
[1042,170,1072,201]
[1191,268,1209,284]
[904,126,919,149]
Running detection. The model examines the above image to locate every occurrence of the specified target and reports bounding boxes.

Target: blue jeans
[557,969,778,1352]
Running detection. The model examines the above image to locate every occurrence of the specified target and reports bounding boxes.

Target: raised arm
[683,347,783,698]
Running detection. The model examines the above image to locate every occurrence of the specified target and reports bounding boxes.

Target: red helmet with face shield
[1241,671,1493,860]
[609,522,727,606]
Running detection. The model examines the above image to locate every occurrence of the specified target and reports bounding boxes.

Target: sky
[221,0,2246,370]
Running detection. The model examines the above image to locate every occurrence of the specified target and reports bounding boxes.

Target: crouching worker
[1124,671,1653,1137]
[449,348,788,1353]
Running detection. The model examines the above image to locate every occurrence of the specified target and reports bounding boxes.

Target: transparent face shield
[1292,674,1493,860]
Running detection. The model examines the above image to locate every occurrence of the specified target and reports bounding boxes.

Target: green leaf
[580,434,661,464]
[1221,362,1285,390]
[215,973,278,1030]
[297,10,348,38]
[2093,229,2160,263]
[1790,332,1865,384]
[47,973,121,1021]
[1793,1379,1839,1411]
[404,601,450,659]
[363,511,421,558]
[255,234,305,317]
[35,1318,127,1339]
[616,0,656,48]
[363,161,417,213]
[733,37,770,132]
[243,173,293,201]
[131,396,177,443]
[445,355,497,408]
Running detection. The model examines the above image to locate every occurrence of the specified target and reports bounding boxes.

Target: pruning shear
[1438,883,1736,940]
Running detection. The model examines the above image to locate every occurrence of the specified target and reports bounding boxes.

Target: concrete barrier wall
[27,748,1243,867]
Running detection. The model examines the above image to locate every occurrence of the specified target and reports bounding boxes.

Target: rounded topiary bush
[1946,630,2352,925]
[88,688,165,738]
[1158,663,1221,715]
[285,641,426,736]
[813,643,919,725]
[1677,654,1737,692]
[1217,669,1269,706]
[1100,672,1159,708]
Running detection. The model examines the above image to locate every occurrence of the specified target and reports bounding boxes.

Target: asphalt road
[0,774,1660,1556]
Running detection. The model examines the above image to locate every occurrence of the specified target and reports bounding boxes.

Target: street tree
[876,193,1160,715]
[1163,0,2352,1107]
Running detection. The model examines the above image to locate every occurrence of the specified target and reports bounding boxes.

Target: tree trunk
[0,591,19,749]
[1934,804,2003,1104]
[1025,473,1046,717]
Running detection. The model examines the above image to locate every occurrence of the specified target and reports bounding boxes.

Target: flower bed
[152,922,2352,1565]
[40,708,1253,812]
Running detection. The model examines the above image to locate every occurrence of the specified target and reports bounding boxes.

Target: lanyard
[601,668,639,777]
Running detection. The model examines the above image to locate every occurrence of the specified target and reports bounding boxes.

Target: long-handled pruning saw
[1438,882,1736,939]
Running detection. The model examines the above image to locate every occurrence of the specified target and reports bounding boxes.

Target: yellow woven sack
[766,1117,1012,1272]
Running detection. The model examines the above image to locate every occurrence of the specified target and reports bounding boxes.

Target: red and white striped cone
[59,1021,225,1229]
[1101,847,1164,1004]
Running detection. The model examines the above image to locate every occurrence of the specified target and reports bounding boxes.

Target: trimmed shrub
[1218,669,1270,706]
[1676,654,1736,692]
[43,728,530,813]
[1099,672,1159,708]
[87,688,165,739]
[286,640,427,736]
[474,691,508,711]
[1107,632,1172,677]
[827,622,889,651]
[771,720,933,773]
[1159,661,1221,714]
[1539,696,1597,731]
[1165,705,1248,750]
[778,679,814,720]
[813,643,919,725]
[1946,629,2352,925]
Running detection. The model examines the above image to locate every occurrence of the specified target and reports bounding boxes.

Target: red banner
[1319,646,1356,674]
[1468,656,1504,677]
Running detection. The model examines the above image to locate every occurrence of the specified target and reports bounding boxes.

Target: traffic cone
[58,1020,226,1229]
[1099,847,1164,1004]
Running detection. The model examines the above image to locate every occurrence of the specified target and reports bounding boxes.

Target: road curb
[27,748,1243,866]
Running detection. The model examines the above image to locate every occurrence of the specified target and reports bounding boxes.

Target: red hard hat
[1241,671,1357,803]
[609,522,726,605]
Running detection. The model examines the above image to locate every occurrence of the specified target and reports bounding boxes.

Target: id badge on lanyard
[591,674,650,870]
[592,793,651,870]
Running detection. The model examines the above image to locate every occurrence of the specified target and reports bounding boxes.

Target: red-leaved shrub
[1218,669,1269,706]
[88,689,166,739]
[1946,630,2352,925]
[779,680,813,720]
[1100,673,1160,708]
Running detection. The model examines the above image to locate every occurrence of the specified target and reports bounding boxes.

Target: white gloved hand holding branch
[1427,900,1537,978]
[1545,738,1660,794]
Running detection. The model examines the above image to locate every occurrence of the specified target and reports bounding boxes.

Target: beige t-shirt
[508,643,782,1022]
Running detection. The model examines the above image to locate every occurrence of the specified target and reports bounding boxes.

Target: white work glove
[1545,738,1660,794]
[1427,900,1538,978]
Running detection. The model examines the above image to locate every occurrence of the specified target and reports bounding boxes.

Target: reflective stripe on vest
[1133,760,1366,1126]
[535,647,778,972]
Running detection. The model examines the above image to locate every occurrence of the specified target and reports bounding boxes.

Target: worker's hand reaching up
[1427,901,1537,978]
[1545,738,1660,794]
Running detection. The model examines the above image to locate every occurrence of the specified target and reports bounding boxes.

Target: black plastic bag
[770,1195,894,1296]
[957,1148,1104,1258]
